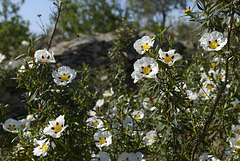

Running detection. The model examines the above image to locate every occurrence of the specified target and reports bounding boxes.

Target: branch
[47,2,62,50]
[190,6,234,161]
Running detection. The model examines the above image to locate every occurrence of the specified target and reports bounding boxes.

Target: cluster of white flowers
[131,35,182,83]
[2,118,30,133]
[90,151,146,161]
[33,115,68,156]
[199,153,220,161]
[225,117,240,159]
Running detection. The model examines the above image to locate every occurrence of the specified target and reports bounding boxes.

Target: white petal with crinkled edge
[2,118,20,133]
[52,66,76,86]
[200,31,227,51]
[158,49,182,66]
[133,36,155,55]
[131,57,159,83]
[34,49,56,63]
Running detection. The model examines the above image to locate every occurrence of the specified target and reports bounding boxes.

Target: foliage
[57,0,125,35]
[0,0,29,57]
[0,0,240,161]
[127,0,187,30]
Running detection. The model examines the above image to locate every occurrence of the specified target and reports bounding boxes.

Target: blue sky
[19,0,195,35]
[19,0,54,34]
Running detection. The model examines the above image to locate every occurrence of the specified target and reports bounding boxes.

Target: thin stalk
[47,2,62,50]
[190,6,234,161]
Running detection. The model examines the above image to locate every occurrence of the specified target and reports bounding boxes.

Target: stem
[190,6,234,161]
[47,2,62,50]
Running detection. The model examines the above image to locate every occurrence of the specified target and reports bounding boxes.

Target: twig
[190,6,234,161]
[47,2,62,50]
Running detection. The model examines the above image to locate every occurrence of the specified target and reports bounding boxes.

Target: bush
[0,0,240,161]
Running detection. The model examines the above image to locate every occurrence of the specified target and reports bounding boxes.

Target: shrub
[0,0,240,161]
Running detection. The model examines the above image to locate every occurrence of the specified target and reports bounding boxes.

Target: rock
[95,32,117,42]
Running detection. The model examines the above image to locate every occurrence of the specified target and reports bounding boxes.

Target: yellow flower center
[54,125,62,133]
[142,43,149,50]
[92,122,99,127]
[209,41,218,49]
[8,65,12,69]
[218,74,223,79]
[207,85,213,89]
[41,144,48,151]
[61,74,69,82]
[164,56,173,63]
[200,93,206,98]
[236,104,240,109]
[106,92,111,96]
[142,67,151,75]
[99,138,106,144]
[211,63,216,67]
[9,125,15,131]
[148,138,152,140]
[207,76,211,80]
[21,124,26,129]
[135,115,141,120]
[237,140,240,146]
[125,159,130,161]
[235,130,240,134]
[233,149,240,156]
[184,8,190,13]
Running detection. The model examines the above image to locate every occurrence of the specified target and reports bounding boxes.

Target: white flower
[0,53,6,63]
[103,87,114,97]
[86,117,104,129]
[2,118,20,133]
[23,130,33,137]
[135,152,146,161]
[232,125,240,135]
[230,135,240,149]
[118,152,137,161]
[4,61,16,70]
[158,49,182,66]
[88,110,97,117]
[94,131,112,148]
[133,36,154,55]
[18,61,33,73]
[21,40,30,46]
[143,97,156,111]
[123,116,134,128]
[231,98,240,109]
[185,90,198,102]
[27,114,37,121]
[18,119,30,131]
[143,130,157,146]
[52,66,76,86]
[214,69,225,82]
[199,153,220,161]
[43,115,68,138]
[225,147,240,159]
[33,138,50,157]
[131,57,159,83]
[132,110,144,122]
[95,99,104,108]
[202,81,216,92]
[34,49,56,63]
[199,31,227,51]
[198,87,211,100]
[91,151,111,161]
